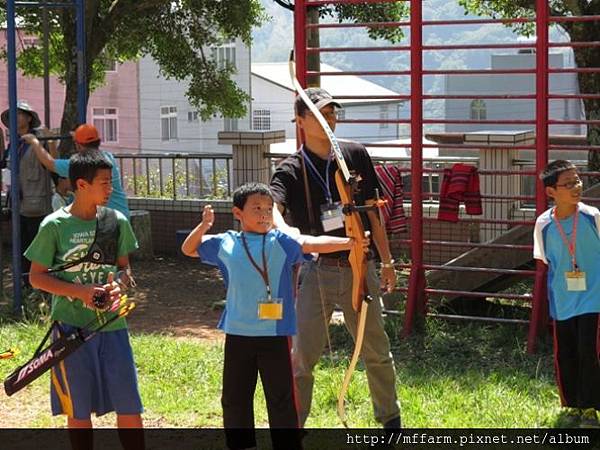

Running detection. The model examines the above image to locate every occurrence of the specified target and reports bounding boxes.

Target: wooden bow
[289,51,373,427]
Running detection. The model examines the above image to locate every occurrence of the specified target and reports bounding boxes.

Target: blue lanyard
[301,146,333,204]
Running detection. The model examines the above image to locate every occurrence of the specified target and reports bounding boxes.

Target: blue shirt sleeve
[274,230,304,265]
[54,159,70,178]
[198,234,224,266]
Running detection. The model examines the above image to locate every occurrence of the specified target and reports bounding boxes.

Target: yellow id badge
[566,271,586,291]
[258,298,283,320]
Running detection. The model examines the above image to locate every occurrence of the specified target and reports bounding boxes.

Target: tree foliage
[0,0,266,137]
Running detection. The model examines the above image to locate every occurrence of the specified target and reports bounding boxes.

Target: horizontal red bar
[423,265,536,276]
[549,68,600,74]
[549,15,600,23]
[395,239,533,251]
[423,119,536,124]
[549,42,600,48]
[424,94,536,100]
[424,288,532,300]
[306,21,410,29]
[305,0,401,6]
[307,46,410,53]
[423,217,535,225]
[548,94,600,100]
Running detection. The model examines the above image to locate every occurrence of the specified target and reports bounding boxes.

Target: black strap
[300,151,318,235]
[46,206,119,274]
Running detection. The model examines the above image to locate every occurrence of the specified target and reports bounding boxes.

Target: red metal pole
[403,0,425,337]
[528,0,550,354]
[294,0,307,89]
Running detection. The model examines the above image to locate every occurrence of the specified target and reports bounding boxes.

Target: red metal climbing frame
[293,0,600,352]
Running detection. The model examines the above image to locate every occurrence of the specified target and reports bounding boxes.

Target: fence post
[218,131,286,190]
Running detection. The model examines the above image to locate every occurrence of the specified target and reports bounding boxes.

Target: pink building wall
[0,30,140,154]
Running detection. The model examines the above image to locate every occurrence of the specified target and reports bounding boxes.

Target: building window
[252,109,271,131]
[104,59,117,72]
[22,36,39,48]
[224,117,238,131]
[92,107,118,143]
[470,99,487,120]
[379,105,389,129]
[211,41,236,69]
[188,111,199,122]
[161,106,178,141]
[337,109,345,121]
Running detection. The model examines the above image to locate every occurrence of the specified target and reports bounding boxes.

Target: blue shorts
[50,323,143,420]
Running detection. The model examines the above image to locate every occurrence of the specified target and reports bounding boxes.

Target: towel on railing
[437,163,482,222]
[374,164,408,233]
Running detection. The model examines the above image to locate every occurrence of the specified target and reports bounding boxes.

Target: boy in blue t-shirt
[182,182,366,450]
[534,160,600,427]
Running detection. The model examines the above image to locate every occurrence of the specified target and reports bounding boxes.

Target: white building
[138,39,252,154]
[251,62,407,143]
[445,50,586,136]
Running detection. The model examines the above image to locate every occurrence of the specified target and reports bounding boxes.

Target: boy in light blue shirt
[182,182,367,450]
[534,159,600,427]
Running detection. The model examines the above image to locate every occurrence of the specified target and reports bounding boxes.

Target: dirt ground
[0,255,227,341]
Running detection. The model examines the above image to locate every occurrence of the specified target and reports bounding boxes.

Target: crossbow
[4,297,135,396]
[289,50,385,427]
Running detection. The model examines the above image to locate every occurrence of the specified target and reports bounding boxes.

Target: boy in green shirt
[26,150,143,449]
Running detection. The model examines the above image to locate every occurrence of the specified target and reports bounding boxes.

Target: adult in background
[24,123,130,218]
[1,101,54,286]
[270,88,401,429]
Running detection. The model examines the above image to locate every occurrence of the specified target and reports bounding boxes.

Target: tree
[0,0,266,152]
[273,1,408,85]
[458,0,600,173]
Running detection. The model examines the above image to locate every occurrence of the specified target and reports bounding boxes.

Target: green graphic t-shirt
[24,207,138,331]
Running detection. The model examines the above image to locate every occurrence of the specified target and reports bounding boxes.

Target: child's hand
[201,204,215,231]
[348,232,370,252]
[103,272,123,312]
[21,133,40,146]
[78,284,110,310]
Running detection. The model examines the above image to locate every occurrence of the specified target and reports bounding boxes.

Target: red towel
[375,164,408,233]
[438,163,482,222]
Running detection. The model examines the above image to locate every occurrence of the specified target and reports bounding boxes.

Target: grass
[0,311,567,429]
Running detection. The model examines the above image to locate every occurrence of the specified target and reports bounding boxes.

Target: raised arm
[181,204,215,257]
[21,133,56,172]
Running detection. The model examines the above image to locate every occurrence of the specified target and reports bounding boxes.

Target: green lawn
[0,314,566,428]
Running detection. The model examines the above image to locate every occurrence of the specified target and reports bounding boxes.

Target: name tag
[258,298,283,320]
[321,202,344,232]
[565,271,586,291]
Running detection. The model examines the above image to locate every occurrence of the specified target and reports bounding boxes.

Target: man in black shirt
[270,88,401,428]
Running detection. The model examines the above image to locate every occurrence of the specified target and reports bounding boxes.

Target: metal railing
[113,152,232,200]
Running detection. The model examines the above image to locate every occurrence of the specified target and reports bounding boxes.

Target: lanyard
[552,206,579,270]
[240,233,271,300]
[301,146,333,204]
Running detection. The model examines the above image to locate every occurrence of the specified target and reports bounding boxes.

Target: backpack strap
[47,207,120,273]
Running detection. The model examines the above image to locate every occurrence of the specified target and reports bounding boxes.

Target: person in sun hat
[23,123,130,218]
[1,100,54,287]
